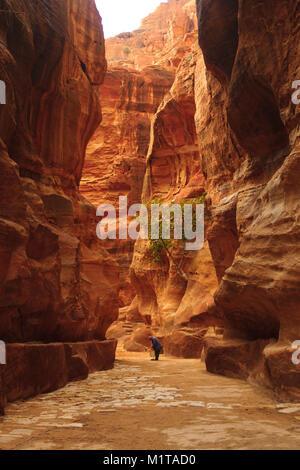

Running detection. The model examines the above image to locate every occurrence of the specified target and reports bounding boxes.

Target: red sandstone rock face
[0,0,118,410]
[106,0,197,70]
[81,0,195,309]
[97,4,224,355]
[130,44,220,346]
[164,328,208,358]
[81,66,174,307]
[0,0,118,343]
[81,66,174,207]
[3,340,117,404]
[196,0,300,399]
[111,8,225,354]
[5,0,296,403]
[126,0,300,402]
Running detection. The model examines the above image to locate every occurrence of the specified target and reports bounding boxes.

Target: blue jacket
[150,336,163,352]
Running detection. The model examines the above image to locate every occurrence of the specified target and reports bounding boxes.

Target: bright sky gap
[95,0,167,39]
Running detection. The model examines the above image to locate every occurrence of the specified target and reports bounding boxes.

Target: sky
[95,0,167,39]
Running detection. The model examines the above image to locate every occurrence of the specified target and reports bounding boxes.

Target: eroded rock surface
[196,0,300,399]
[105,0,197,70]
[126,0,300,401]
[129,43,220,354]
[2,0,298,408]
[81,66,174,307]
[81,0,197,309]
[0,0,118,412]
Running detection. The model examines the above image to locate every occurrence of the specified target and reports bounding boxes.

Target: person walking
[149,336,163,361]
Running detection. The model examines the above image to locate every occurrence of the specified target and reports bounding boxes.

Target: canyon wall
[16,0,297,402]
[105,0,197,70]
[0,0,118,414]
[130,43,221,357]
[123,2,222,356]
[196,0,300,400]
[128,0,300,399]
[81,0,197,309]
[80,66,174,307]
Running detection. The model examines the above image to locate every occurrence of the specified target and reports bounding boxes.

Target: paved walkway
[0,352,300,450]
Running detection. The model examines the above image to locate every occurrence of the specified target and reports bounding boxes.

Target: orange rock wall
[196,0,300,399]
[130,44,220,345]
[81,0,196,308]
[106,0,197,70]
[97,0,222,356]
[128,0,300,399]
[80,65,174,307]
[0,0,118,412]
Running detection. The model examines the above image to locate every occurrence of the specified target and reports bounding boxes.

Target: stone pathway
[0,352,300,450]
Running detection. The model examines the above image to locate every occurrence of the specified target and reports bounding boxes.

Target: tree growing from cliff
[146,195,206,278]
[123,46,131,57]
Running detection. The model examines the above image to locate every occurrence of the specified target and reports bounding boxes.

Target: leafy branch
[146,194,206,273]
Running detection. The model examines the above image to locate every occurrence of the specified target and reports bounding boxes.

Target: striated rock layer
[81,0,197,309]
[128,0,300,401]
[130,41,221,357]
[81,65,174,307]
[105,0,197,70]
[196,0,300,399]
[96,0,222,356]
[0,0,118,413]
[83,0,221,354]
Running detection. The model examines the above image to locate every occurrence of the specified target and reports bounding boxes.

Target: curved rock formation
[130,44,220,357]
[126,0,300,400]
[106,0,197,70]
[196,0,300,399]
[81,0,196,309]
[4,0,297,406]
[81,65,174,307]
[0,0,118,412]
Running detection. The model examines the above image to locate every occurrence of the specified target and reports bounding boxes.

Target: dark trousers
[155,350,160,361]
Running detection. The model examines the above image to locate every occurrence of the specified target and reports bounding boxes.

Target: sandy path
[0,351,300,450]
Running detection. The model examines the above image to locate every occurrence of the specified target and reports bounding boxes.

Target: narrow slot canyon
[0,0,299,451]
